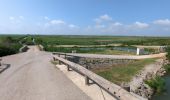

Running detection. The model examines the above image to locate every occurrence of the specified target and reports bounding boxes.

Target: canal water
[78,46,151,54]
[112,46,137,53]
[79,46,138,53]
[151,74,170,100]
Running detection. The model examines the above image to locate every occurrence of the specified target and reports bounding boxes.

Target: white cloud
[112,22,122,26]
[85,20,152,35]
[1,15,170,36]
[19,16,24,20]
[95,24,105,28]
[8,16,25,24]
[50,20,66,25]
[153,19,170,25]
[40,19,80,34]
[69,24,78,28]
[44,16,50,20]
[95,14,112,23]
[92,15,152,35]
[100,14,112,21]
[9,16,15,20]
[134,22,149,28]
[9,16,24,20]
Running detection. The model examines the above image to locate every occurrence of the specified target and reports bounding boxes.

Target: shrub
[0,36,22,57]
[166,46,170,61]
[145,76,166,94]
[0,45,16,57]
[164,64,170,72]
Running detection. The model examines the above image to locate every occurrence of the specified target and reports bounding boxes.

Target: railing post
[85,65,90,85]
[0,59,2,66]
[64,54,66,59]
[53,57,56,61]
[67,65,72,71]
[59,61,62,65]
[58,54,62,65]
[121,83,130,92]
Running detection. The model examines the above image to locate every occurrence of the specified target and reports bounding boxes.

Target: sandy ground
[0,46,91,100]
[65,52,166,59]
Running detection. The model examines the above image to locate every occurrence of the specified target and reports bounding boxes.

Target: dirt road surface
[66,53,166,59]
[0,46,91,100]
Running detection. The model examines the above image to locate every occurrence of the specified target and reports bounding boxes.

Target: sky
[0,0,170,36]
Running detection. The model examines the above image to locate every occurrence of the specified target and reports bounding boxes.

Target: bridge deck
[0,46,91,100]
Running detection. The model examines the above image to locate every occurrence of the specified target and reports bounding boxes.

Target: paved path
[65,53,166,59]
[132,45,166,49]
[0,46,91,100]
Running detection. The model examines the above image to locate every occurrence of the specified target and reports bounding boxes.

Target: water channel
[79,46,150,54]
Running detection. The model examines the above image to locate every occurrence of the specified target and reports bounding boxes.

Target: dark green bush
[166,46,170,61]
[145,76,166,94]
[0,44,22,57]
[0,36,22,57]
[164,64,170,72]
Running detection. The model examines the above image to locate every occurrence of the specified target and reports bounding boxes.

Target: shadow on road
[0,64,11,74]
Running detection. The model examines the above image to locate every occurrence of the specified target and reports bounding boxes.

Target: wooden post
[67,65,72,71]
[85,65,90,85]
[53,57,56,61]
[64,54,66,59]
[59,61,62,65]
[121,83,130,92]
[58,54,62,65]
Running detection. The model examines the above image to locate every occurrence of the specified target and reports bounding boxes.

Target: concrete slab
[56,64,116,100]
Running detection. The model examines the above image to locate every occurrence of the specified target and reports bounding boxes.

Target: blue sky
[0,0,170,36]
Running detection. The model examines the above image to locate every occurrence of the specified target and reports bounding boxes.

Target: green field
[20,36,35,45]
[1,35,169,46]
[1,35,170,56]
[92,58,156,85]
[1,35,170,45]
[33,35,170,54]
[35,35,170,46]
[0,35,24,43]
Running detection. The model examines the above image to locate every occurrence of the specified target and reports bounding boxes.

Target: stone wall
[67,56,135,70]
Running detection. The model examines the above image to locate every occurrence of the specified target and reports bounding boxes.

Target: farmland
[33,35,170,55]
[35,35,170,46]
[1,35,170,56]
